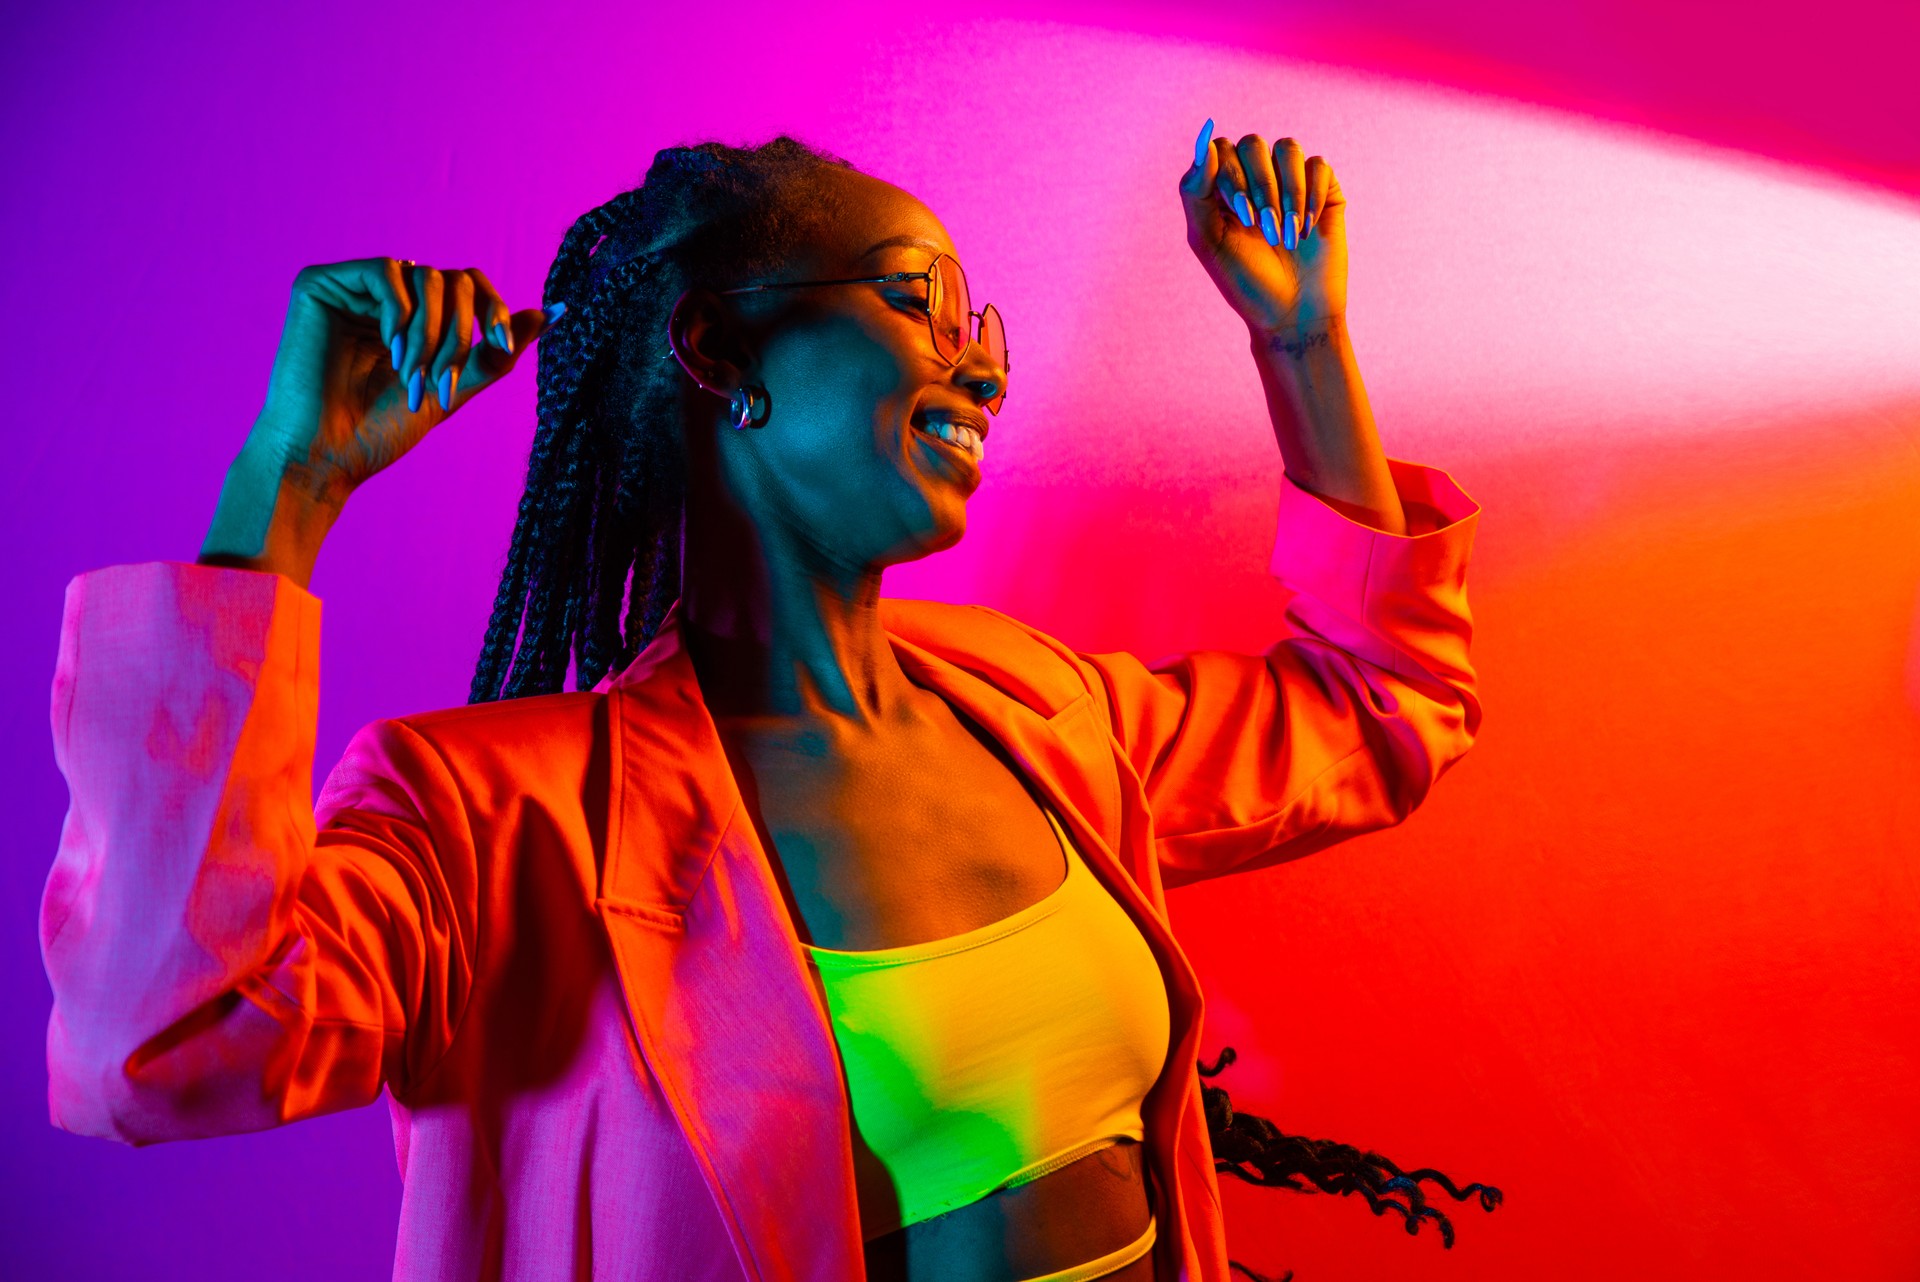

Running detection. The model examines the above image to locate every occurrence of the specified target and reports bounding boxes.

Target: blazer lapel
[598,619,864,1282]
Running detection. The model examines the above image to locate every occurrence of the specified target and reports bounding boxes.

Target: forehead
[808,170,955,272]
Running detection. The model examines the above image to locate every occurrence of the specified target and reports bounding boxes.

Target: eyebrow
[860,234,947,260]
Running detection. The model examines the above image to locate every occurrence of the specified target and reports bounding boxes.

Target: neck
[679,494,912,726]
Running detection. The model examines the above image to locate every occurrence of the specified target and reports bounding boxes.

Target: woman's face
[672,170,1006,579]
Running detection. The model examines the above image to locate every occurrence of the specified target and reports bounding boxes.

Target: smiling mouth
[911,412,986,462]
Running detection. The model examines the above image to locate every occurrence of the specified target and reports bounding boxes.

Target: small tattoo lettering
[1266,328,1333,359]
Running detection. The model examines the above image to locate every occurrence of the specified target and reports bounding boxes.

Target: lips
[911,408,987,462]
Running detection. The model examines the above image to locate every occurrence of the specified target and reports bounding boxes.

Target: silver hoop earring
[728,384,770,430]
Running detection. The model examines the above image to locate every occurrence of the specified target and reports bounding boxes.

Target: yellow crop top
[800,808,1172,1237]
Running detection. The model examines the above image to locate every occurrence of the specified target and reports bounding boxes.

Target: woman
[42,124,1488,1281]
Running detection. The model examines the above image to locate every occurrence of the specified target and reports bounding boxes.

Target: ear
[667,288,747,399]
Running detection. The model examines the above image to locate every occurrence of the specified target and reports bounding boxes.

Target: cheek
[763,323,925,471]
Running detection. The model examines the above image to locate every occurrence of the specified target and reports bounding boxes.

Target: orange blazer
[42,457,1481,1282]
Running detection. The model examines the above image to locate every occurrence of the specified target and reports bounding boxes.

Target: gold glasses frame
[714,252,1008,415]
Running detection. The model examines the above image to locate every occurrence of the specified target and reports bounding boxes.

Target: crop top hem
[1000,1132,1141,1193]
[908,1132,1143,1224]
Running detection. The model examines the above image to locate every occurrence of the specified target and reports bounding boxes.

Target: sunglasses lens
[930,256,969,362]
[981,304,1007,414]
[928,256,1008,414]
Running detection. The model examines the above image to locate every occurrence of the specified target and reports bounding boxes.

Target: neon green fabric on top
[801,808,1172,1236]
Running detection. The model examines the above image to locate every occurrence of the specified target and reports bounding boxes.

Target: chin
[910,520,968,562]
[924,496,970,552]
[885,505,968,567]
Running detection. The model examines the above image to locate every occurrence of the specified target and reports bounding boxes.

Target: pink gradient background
[3,2,1917,1278]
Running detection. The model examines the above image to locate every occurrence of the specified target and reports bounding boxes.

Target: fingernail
[542,301,567,325]
[1282,211,1298,251]
[390,334,404,371]
[1193,118,1214,168]
[407,367,424,413]
[436,366,454,410]
[1231,191,1253,228]
[490,321,512,353]
[1258,205,1280,247]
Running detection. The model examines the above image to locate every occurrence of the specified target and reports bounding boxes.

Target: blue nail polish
[390,334,404,371]
[407,367,424,413]
[1231,191,1254,228]
[1193,118,1214,168]
[1283,211,1298,251]
[436,367,453,410]
[542,301,567,325]
[1259,205,1280,247]
[490,321,508,352]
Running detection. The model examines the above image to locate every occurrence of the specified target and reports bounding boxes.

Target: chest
[727,696,1067,951]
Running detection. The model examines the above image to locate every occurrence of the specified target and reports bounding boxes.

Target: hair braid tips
[1200,1046,1504,1278]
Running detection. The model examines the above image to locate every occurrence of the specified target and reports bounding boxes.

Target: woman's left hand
[1179,122,1347,334]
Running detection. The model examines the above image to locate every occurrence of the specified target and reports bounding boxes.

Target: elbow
[1427,702,1481,794]
[1410,676,1482,794]
[1374,703,1479,827]
[46,999,292,1146]
[47,1030,168,1147]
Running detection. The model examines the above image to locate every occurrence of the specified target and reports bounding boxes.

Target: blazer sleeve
[1075,457,1482,888]
[40,562,476,1145]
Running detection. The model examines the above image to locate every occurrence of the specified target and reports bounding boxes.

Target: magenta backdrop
[4,2,1919,1279]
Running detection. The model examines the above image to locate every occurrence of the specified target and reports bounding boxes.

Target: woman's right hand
[200,257,560,586]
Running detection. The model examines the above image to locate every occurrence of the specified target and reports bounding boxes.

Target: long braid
[471,194,644,702]
[516,249,655,694]
[578,248,684,688]
[601,389,684,680]
[470,139,850,702]
[471,135,1504,1279]
[1201,1046,1504,1279]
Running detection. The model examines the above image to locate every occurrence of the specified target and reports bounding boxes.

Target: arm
[41,257,550,1142]
[1185,122,1402,536]
[41,563,477,1143]
[1072,125,1476,885]
[1251,314,1404,537]
[1079,458,1479,888]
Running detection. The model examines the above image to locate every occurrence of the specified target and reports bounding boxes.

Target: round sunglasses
[715,252,1008,415]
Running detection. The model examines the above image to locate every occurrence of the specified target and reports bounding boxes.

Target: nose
[954,337,1007,414]
[963,371,1002,407]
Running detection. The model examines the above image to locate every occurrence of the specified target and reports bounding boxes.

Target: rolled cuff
[1269,457,1480,624]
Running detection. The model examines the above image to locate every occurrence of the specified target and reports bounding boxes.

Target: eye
[887,290,932,315]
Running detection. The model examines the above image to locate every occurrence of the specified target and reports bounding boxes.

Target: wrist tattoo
[1266,327,1334,359]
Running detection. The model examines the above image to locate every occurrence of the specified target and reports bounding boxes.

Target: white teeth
[916,418,985,461]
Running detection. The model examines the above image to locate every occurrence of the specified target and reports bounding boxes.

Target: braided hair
[472,136,1502,1275]
[1202,1047,1503,1280]
[470,137,856,701]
